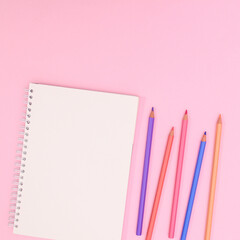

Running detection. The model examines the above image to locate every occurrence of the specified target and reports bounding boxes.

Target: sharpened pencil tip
[170,127,174,136]
[183,110,188,120]
[218,114,222,124]
[202,132,207,141]
[150,108,154,118]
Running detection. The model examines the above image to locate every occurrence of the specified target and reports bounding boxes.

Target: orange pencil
[205,115,222,240]
[146,127,174,240]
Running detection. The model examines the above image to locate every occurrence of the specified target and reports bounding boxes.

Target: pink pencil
[169,110,188,238]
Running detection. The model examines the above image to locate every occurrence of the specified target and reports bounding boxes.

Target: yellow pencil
[205,115,222,240]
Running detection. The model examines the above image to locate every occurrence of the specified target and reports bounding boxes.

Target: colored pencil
[169,110,188,238]
[181,132,207,240]
[146,127,174,240]
[136,107,155,236]
[205,115,222,240]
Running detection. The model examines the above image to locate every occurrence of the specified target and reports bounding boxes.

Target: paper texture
[13,83,138,240]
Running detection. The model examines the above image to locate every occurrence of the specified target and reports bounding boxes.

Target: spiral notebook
[10,83,139,240]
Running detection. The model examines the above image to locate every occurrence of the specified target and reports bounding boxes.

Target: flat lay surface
[0,0,240,239]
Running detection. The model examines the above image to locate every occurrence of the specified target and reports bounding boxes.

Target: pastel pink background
[0,0,239,239]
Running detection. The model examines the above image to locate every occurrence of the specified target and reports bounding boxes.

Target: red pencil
[146,127,174,240]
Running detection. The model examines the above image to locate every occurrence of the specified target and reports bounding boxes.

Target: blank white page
[13,83,138,240]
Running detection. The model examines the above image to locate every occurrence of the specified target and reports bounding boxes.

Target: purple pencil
[136,107,155,236]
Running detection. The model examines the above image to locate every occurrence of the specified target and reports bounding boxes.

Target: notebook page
[13,83,138,240]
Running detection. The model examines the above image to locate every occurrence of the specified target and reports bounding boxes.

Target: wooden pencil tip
[202,132,207,141]
[183,110,188,120]
[170,127,174,136]
[150,108,154,118]
[218,114,222,124]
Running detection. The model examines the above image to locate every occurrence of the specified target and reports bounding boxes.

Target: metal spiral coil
[8,88,33,228]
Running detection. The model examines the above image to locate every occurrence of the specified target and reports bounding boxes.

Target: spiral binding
[8,88,33,228]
